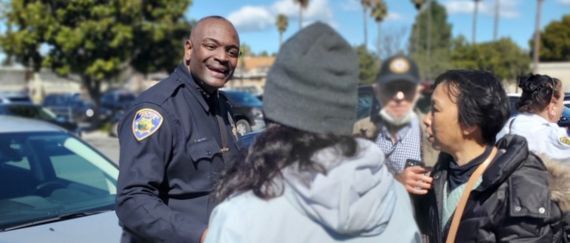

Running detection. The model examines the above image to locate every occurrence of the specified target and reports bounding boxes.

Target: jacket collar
[174,64,213,113]
[476,134,529,192]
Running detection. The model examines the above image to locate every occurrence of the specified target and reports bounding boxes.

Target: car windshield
[0,132,118,230]
[224,91,262,106]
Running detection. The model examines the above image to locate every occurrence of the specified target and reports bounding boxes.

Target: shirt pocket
[185,138,221,191]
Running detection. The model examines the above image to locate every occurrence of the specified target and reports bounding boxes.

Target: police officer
[115,16,241,243]
[497,74,570,161]
[354,54,437,194]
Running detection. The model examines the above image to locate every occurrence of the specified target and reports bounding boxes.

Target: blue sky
[186,0,570,56]
[0,0,569,61]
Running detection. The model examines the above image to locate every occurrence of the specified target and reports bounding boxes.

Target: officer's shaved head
[184,16,240,93]
[190,16,239,44]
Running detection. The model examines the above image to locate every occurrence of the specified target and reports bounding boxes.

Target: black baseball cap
[376,54,420,85]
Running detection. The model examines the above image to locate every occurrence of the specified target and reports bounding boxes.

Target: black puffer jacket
[414,135,566,242]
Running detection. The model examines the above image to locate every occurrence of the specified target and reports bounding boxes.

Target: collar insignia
[132,108,163,141]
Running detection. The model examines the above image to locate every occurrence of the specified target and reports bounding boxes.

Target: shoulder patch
[132,108,163,141]
[560,136,570,146]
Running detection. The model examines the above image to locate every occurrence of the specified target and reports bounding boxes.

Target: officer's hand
[396,166,433,195]
[200,228,208,243]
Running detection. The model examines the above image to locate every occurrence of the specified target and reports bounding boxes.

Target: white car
[0,116,121,242]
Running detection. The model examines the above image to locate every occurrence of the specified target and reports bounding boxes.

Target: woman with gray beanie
[204,22,420,243]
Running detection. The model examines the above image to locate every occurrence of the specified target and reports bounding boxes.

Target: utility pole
[532,0,544,73]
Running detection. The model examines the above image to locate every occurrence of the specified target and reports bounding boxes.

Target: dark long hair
[214,123,358,202]
[434,70,510,144]
[517,74,562,113]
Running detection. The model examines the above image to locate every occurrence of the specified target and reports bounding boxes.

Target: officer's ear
[184,39,193,66]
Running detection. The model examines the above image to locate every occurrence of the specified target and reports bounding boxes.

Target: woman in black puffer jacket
[413,70,565,242]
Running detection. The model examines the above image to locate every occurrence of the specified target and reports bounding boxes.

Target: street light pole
[533,0,544,73]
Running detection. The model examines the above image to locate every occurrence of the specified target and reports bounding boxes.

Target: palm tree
[411,0,425,53]
[493,0,500,40]
[472,0,482,43]
[361,0,372,49]
[533,0,544,73]
[411,0,424,10]
[370,0,387,56]
[294,0,310,30]
[276,14,288,48]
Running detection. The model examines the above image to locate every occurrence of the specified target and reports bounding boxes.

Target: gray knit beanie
[263,22,359,135]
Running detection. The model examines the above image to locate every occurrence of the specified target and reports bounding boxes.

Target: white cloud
[444,0,519,19]
[227,6,274,32]
[272,0,335,28]
[226,0,335,32]
[386,12,403,22]
[559,0,570,5]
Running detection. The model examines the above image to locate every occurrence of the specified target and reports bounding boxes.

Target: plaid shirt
[375,114,422,174]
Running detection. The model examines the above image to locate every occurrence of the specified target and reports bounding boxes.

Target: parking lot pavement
[82,131,119,165]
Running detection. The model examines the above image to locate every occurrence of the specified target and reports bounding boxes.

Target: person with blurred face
[205,22,421,243]
[414,70,566,242]
[496,74,570,161]
[116,16,241,243]
[354,55,437,194]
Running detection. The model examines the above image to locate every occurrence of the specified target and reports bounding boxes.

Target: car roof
[0,115,65,133]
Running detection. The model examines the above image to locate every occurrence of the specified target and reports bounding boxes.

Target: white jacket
[497,113,570,161]
[205,138,420,243]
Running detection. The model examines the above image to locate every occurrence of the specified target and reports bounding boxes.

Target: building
[537,62,570,92]
[228,56,275,95]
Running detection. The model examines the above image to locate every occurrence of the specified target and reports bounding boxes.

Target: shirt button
[514,206,522,212]
[538,207,546,214]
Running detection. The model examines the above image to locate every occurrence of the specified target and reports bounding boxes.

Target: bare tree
[378,27,408,59]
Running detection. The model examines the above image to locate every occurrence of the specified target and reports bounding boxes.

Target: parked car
[0,116,121,242]
[508,93,569,130]
[0,91,32,104]
[357,85,375,119]
[0,103,81,136]
[222,90,265,136]
[42,93,97,124]
[100,89,136,115]
[100,89,136,137]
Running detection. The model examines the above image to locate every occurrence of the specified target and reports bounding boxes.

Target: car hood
[0,211,121,243]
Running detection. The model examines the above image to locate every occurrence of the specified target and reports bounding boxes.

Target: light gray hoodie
[205,138,421,243]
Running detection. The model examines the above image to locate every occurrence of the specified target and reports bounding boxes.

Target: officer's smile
[206,64,229,78]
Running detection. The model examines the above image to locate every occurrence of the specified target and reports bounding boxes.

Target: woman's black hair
[214,123,358,202]
[517,74,562,113]
[434,70,510,144]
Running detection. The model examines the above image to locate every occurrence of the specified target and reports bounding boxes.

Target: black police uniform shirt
[115,64,241,243]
